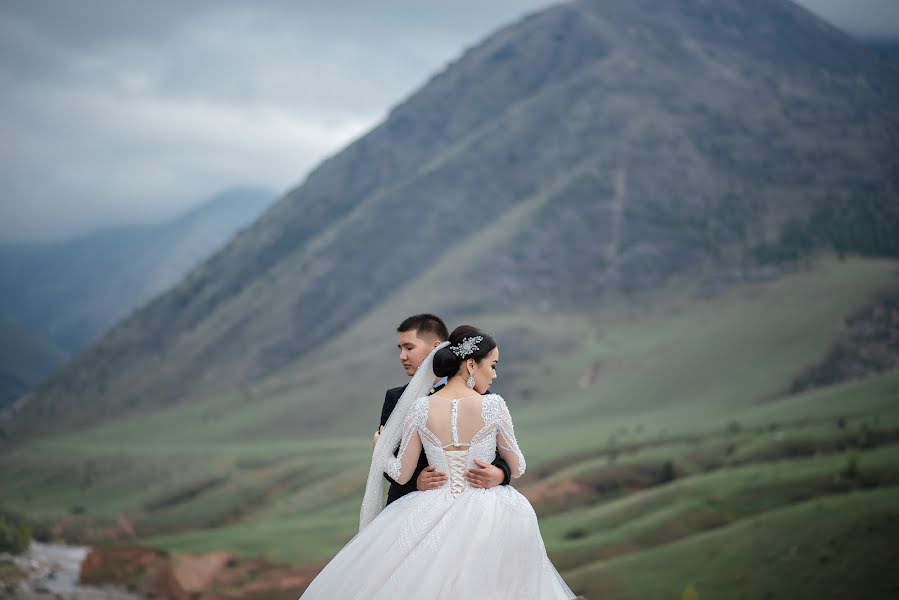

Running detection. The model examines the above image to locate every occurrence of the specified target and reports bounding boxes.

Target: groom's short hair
[397,313,449,342]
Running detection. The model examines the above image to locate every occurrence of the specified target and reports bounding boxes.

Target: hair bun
[431,325,497,379]
[432,345,463,378]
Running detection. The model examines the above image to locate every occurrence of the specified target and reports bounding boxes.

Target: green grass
[140,499,364,566]
[1,256,898,595]
[541,443,899,571]
[564,485,899,600]
[15,257,892,456]
[517,257,896,434]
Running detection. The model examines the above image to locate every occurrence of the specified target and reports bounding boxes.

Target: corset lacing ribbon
[446,451,467,497]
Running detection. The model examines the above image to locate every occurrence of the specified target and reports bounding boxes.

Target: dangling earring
[466,373,475,389]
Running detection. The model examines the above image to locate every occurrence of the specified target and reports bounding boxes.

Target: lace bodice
[386,393,526,493]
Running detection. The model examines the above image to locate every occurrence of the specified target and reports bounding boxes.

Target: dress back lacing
[445,450,468,497]
[384,393,527,504]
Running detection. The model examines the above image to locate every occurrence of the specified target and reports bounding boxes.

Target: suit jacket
[380,382,512,506]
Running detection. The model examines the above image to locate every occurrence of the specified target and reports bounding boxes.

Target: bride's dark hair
[433,325,497,378]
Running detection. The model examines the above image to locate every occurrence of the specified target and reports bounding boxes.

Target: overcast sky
[1,0,898,243]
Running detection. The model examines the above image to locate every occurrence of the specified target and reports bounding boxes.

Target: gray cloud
[1,0,559,241]
[0,0,896,241]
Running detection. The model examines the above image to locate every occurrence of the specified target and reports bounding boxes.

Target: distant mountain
[0,186,274,354]
[6,0,899,439]
[0,318,66,410]
[865,38,899,66]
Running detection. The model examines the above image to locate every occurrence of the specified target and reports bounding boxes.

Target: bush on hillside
[659,460,678,484]
[0,512,31,554]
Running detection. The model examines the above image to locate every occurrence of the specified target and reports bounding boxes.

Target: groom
[375,313,512,505]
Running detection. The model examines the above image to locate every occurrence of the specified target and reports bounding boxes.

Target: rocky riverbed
[2,542,143,600]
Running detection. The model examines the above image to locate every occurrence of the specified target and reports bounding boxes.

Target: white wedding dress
[299,393,575,599]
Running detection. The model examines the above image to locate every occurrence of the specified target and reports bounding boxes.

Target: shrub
[844,454,860,479]
[659,460,677,484]
[0,513,31,554]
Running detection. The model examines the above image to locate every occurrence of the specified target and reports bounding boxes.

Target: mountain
[5,0,899,440]
[0,318,66,410]
[865,38,899,66]
[0,186,274,354]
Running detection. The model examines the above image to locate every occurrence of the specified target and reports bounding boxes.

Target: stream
[5,542,142,599]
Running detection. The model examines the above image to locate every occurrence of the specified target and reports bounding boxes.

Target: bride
[299,325,576,599]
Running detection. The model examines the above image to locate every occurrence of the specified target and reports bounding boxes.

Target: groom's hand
[416,466,448,491]
[465,460,504,489]
[372,426,383,450]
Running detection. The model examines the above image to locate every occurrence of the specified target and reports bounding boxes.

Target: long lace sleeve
[494,396,526,478]
[385,398,424,485]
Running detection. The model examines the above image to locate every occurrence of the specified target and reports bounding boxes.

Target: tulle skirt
[299,485,575,599]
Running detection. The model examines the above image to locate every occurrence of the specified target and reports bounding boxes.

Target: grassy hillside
[1,257,897,596]
[5,256,889,446]
[565,484,899,599]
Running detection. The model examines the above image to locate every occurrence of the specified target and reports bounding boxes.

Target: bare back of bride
[299,325,576,599]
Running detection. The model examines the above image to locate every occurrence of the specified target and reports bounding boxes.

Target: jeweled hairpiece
[450,335,483,358]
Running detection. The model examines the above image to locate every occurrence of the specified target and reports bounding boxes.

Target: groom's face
[397,329,439,376]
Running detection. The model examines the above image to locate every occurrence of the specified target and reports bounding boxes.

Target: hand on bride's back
[416,466,448,491]
[465,460,504,489]
[372,426,383,450]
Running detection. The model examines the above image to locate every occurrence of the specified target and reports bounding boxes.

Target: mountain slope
[0,318,66,410]
[7,0,899,439]
[866,38,899,66]
[0,186,274,353]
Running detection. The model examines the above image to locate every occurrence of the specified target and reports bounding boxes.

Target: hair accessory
[450,335,483,358]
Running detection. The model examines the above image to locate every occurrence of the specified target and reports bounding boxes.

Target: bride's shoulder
[481,393,508,419]
[401,396,429,423]
[483,392,507,405]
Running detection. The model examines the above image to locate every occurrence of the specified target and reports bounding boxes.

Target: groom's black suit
[380,382,513,506]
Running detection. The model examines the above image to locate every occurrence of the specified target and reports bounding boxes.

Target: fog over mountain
[0,185,274,414]
[0,186,274,354]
